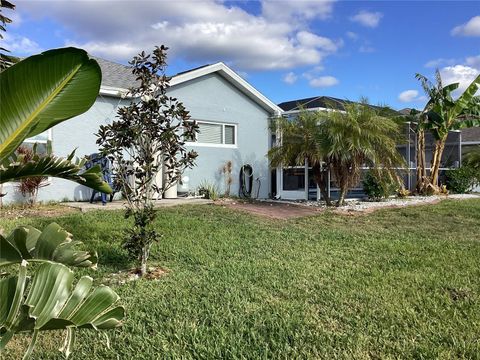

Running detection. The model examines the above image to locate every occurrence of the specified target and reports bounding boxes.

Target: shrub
[363,170,397,200]
[397,188,411,198]
[198,181,219,200]
[445,166,478,194]
[15,145,49,206]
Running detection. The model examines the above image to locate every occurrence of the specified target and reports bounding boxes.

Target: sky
[2,0,479,109]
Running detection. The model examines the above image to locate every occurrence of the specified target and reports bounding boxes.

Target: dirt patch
[0,204,79,219]
[216,199,323,220]
[104,266,169,285]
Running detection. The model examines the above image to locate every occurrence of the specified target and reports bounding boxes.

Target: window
[21,130,51,155]
[188,121,237,147]
[283,167,305,191]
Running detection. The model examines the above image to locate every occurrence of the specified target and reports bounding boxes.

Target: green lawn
[2,200,480,359]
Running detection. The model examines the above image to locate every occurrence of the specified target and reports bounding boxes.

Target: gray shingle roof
[462,127,480,142]
[90,56,139,89]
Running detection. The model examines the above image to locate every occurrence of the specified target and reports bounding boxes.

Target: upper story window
[187,121,237,147]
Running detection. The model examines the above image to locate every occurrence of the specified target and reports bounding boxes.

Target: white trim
[170,62,283,115]
[462,141,480,145]
[99,85,131,98]
[185,142,237,149]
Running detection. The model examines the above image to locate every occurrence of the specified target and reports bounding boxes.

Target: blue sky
[3,1,479,109]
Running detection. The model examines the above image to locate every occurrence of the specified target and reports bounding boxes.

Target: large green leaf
[0,47,101,162]
[0,263,124,358]
[450,74,480,120]
[0,149,112,194]
[0,222,97,268]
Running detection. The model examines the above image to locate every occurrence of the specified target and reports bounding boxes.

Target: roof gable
[169,62,282,115]
[94,56,282,115]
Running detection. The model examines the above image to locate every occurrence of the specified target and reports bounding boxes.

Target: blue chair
[85,153,114,205]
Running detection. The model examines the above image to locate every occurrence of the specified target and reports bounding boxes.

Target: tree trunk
[429,136,447,189]
[312,163,332,206]
[415,129,428,194]
[337,185,348,207]
[140,246,148,276]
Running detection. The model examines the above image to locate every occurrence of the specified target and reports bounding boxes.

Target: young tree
[415,70,480,193]
[97,46,198,276]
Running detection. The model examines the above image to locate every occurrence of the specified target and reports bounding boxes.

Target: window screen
[197,123,223,144]
[225,125,235,145]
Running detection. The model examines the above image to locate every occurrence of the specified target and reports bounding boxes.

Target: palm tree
[416,70,480,192]
[269,100,405,206]
[320,101,405,205]
[464,146,480,171]
[269,109,332,205]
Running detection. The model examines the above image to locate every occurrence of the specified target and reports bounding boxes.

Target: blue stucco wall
[3,72,272,204]
[2,96,129,204]
[168,73,271,198]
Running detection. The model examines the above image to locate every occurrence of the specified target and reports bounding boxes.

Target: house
[274,96,480,200]
[2,58,282,204]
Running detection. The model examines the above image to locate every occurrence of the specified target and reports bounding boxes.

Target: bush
[15,145,49,206]
[363,170,397,200]
[445,166,478,194]
[198,181,219,200]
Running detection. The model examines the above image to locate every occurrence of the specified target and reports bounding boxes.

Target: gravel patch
[267,193,480,213]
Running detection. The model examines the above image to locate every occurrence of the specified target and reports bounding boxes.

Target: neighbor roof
[462,127,480,143]
[278,96,353,112]
[278,96,400,116]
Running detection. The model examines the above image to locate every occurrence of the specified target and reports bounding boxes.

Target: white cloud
[261,0,335,22]
[451,16,480,37]
[296,31,343,52]
[19,0,340,71]
[439,65,480,94]
[350,10,383,28]
[2,33,42,55]
[424,58,457,68]
[465,55,480,70]
[309,75,339,87]
[302,65,325,80]
[346,31,358,40]
[359,45,375,53]
[398,90,424,103]
[283,72,298,84]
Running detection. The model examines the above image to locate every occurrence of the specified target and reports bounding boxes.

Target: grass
[1,199,480,359]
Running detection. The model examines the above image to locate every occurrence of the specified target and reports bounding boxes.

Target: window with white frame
[187,121,237,146]
[20,130,51,154]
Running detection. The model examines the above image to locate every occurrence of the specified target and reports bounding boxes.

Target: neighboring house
[2,58,282,204]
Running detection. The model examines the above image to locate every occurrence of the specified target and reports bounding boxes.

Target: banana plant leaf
[0,262,124,359]
[450,74,480,120]
[0,149,112,194]
[0,47,101,162]
[0,222,97,268]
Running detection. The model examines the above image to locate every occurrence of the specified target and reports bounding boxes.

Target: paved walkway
[60,197,212,213]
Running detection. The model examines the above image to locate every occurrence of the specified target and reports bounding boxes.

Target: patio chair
[85,153,116,205]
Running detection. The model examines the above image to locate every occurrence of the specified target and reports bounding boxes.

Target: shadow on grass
[21,210,133,272]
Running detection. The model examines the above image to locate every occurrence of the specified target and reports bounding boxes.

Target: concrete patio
[60,197,213,213]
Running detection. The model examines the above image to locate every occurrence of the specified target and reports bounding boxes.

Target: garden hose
[239,164,253,198]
